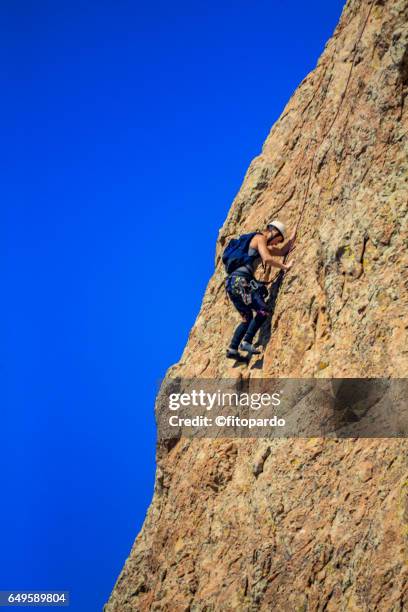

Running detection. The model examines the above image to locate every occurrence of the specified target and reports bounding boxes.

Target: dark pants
[226,274,269,350]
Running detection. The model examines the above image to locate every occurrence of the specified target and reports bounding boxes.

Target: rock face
[106,0,408,610]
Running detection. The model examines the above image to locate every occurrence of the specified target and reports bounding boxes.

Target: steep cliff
[106,0,408,609]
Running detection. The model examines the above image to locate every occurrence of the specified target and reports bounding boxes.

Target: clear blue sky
[2,1,344,610]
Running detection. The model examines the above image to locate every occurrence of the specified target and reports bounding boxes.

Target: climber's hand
[284,260,293,272]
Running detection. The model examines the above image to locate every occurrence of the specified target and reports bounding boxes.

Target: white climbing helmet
[267,219,287,240]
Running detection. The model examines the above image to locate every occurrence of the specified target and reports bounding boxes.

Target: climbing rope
[222,1,375,362]
[270,0,374,289]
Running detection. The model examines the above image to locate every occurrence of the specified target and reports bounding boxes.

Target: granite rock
[106,1,408,609]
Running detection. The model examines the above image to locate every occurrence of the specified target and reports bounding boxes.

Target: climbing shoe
[240,341,261,355]
[226,348,249,362]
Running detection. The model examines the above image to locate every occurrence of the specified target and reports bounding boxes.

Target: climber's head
[265,219,286,244]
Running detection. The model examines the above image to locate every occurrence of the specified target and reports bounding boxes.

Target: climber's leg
[240,290,269,354]
[225,275,253,357]
[229,310,253,352]
[240,313,267,352]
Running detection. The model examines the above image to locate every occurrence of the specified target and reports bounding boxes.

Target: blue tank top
[234,246,261,276]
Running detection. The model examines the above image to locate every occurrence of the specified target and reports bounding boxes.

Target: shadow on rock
[252,271,285,369]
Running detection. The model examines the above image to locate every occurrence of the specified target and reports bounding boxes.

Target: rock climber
[223,220,295,359]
